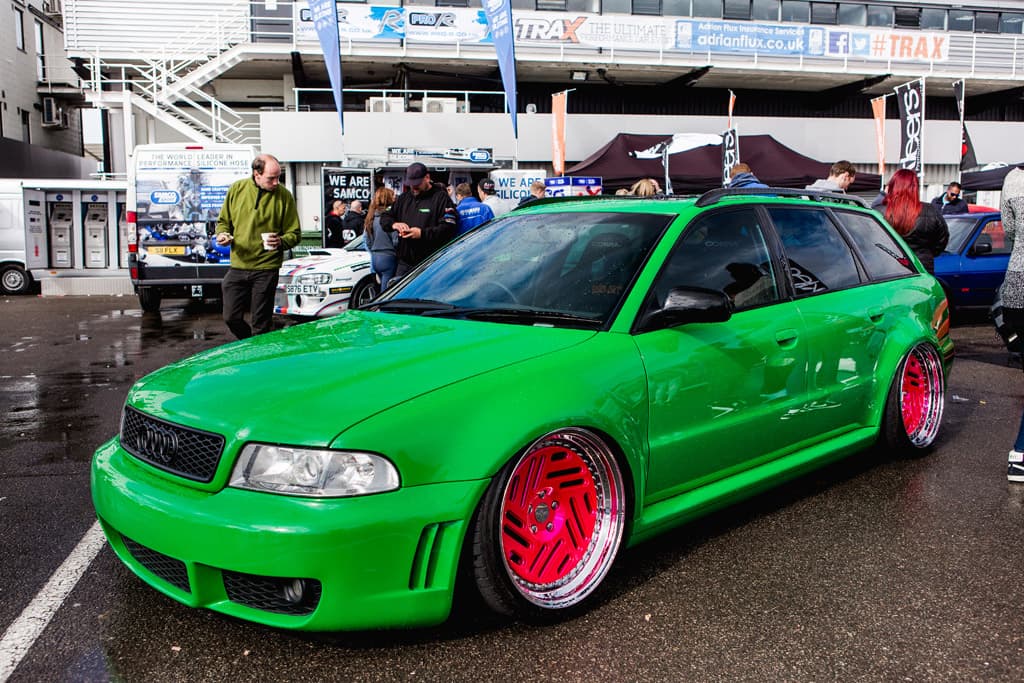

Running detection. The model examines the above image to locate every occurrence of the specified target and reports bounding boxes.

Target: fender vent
[409,522,457,590]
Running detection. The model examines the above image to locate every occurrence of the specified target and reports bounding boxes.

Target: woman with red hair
[876,169,949,273]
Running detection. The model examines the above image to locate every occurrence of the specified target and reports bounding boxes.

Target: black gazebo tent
[565,133,881,193]
[960,164,1024,191]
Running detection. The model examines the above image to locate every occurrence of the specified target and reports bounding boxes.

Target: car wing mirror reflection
[638,286,732,333]
[971,240,993,256]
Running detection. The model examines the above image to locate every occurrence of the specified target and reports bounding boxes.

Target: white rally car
[274,235,379,318]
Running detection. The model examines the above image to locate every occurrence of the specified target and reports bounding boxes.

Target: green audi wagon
[92,188,953,631]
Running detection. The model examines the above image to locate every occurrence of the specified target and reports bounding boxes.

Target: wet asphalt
[1,295,1023,682]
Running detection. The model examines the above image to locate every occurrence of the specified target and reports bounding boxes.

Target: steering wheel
[479,280,519,305]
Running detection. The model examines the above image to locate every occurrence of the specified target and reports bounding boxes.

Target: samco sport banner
[722,128,740,187]
[894,78,925,174]
[292,6,948,63]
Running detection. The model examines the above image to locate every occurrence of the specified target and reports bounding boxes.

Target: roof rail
[695,187,869,208]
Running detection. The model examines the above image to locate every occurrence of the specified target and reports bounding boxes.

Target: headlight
[297,272,332,285]
[229,444,399,497]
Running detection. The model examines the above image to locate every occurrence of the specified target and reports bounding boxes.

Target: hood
[127,311,594,447]
[279,248,368,276]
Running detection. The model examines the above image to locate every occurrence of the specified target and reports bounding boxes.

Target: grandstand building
[61,0,1024,219]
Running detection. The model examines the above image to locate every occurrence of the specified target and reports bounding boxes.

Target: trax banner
[308,0,344,132]
[722,128,740,188]
[482,0,518,138]
[545,176,602,197]
[292,6,948,64]
[894,78,925,175]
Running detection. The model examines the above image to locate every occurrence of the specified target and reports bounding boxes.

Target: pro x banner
[894,78,925,174]
[309,0,344,132]
[722,128,740,187]
[953,80,978,171]
[482,0,518,138]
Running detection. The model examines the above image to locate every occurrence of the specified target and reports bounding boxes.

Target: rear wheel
[138,287,162,313]
[0,264,32,295]
[471,428,626,621]
[880,343,945,454]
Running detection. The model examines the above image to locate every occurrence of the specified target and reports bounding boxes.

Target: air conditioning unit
[41,97,62,127]
[42,0,63,15]
[366,97,405,113]
[422,97,458,114]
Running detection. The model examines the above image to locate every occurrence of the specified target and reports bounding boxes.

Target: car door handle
[775,328,799,347]
[869,307,884,323]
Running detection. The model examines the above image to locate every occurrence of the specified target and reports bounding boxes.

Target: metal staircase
[77,0,262,145]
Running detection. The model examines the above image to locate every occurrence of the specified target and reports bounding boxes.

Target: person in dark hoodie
[728,163,768,188]
[380,163,459,278]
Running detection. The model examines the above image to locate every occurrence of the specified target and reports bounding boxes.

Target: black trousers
[222,267,279,340]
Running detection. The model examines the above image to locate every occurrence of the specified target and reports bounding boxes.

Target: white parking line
[0,521,106,682]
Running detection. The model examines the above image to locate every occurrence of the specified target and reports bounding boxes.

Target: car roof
[516,187,870,213]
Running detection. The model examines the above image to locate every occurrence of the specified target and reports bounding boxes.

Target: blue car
[934,211,1012,309]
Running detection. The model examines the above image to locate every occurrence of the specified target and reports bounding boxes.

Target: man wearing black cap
[477,177,513,217]
[380,162,459,277]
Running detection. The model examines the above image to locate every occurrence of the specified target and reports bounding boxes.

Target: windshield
[373,211,673,328]
[945,215,982,253]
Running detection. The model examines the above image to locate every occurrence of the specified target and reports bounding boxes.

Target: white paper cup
[261,232,275,250]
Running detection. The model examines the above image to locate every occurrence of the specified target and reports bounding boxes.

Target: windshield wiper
[371,298,458,313]
[422,307,603,328]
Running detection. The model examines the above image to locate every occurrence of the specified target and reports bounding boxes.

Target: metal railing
[292,88,508,114]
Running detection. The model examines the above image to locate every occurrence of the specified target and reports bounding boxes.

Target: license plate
[286,284,320,295]
[146,245,186,255]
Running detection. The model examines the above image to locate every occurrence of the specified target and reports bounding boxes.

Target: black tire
[138,288,162,313]
[471,428,626,622]
[0,264,32,295]
[879,343,945,456]
[349,276,379,310]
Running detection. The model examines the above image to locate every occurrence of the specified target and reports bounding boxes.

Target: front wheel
[349,276,379,310]
[471,428,626,621]
[880,342,945,454]
[0,264,32,295]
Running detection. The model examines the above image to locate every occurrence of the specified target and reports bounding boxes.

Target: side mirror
[638,286,732,333]
[971,241,993,256]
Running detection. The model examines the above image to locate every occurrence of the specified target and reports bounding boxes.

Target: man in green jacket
[215,154,301,339]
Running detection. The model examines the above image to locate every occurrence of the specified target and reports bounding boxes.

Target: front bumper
[92,437,489,631]
[273,286,350,318]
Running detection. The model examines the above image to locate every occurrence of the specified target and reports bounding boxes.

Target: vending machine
[46,198,73,268]
[82,198,109,268]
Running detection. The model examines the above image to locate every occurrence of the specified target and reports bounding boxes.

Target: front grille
[223,571,322,616]
[122,536,191,594]
[120,406,224,482]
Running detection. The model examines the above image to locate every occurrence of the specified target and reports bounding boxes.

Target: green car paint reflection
[92,192,953,630]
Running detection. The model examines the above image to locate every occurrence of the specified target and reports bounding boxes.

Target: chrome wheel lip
[499,428,625,610]
[901,343,945,448]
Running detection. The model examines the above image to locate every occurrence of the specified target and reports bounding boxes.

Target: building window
[781,1,809,23]
[436,0,469,6]
[14,8,25,51]
[692,0,721,17]
[723,0,750,20]
[1001,13,1024,34]
[919,8,945,30]
[569,0,600,10]
[949,9,974,32]
[511,0,535,8]
[866,5,892,27]
[633,0,661,15]
[894,7,920,28]
[837,3,864,26]
[602,0,630,12]
[975,12,999,34]
[536,0,565,9]
[810,2,837,25]
[21,110,30,143]
[34,20,45,82]
[751,0,779,21]
[662,0,689,16]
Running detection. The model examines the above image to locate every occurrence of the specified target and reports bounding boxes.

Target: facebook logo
[829,31,851,54]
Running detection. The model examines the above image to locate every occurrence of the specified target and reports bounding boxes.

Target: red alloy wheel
[498,429,625,609]
[899,344,944,447]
